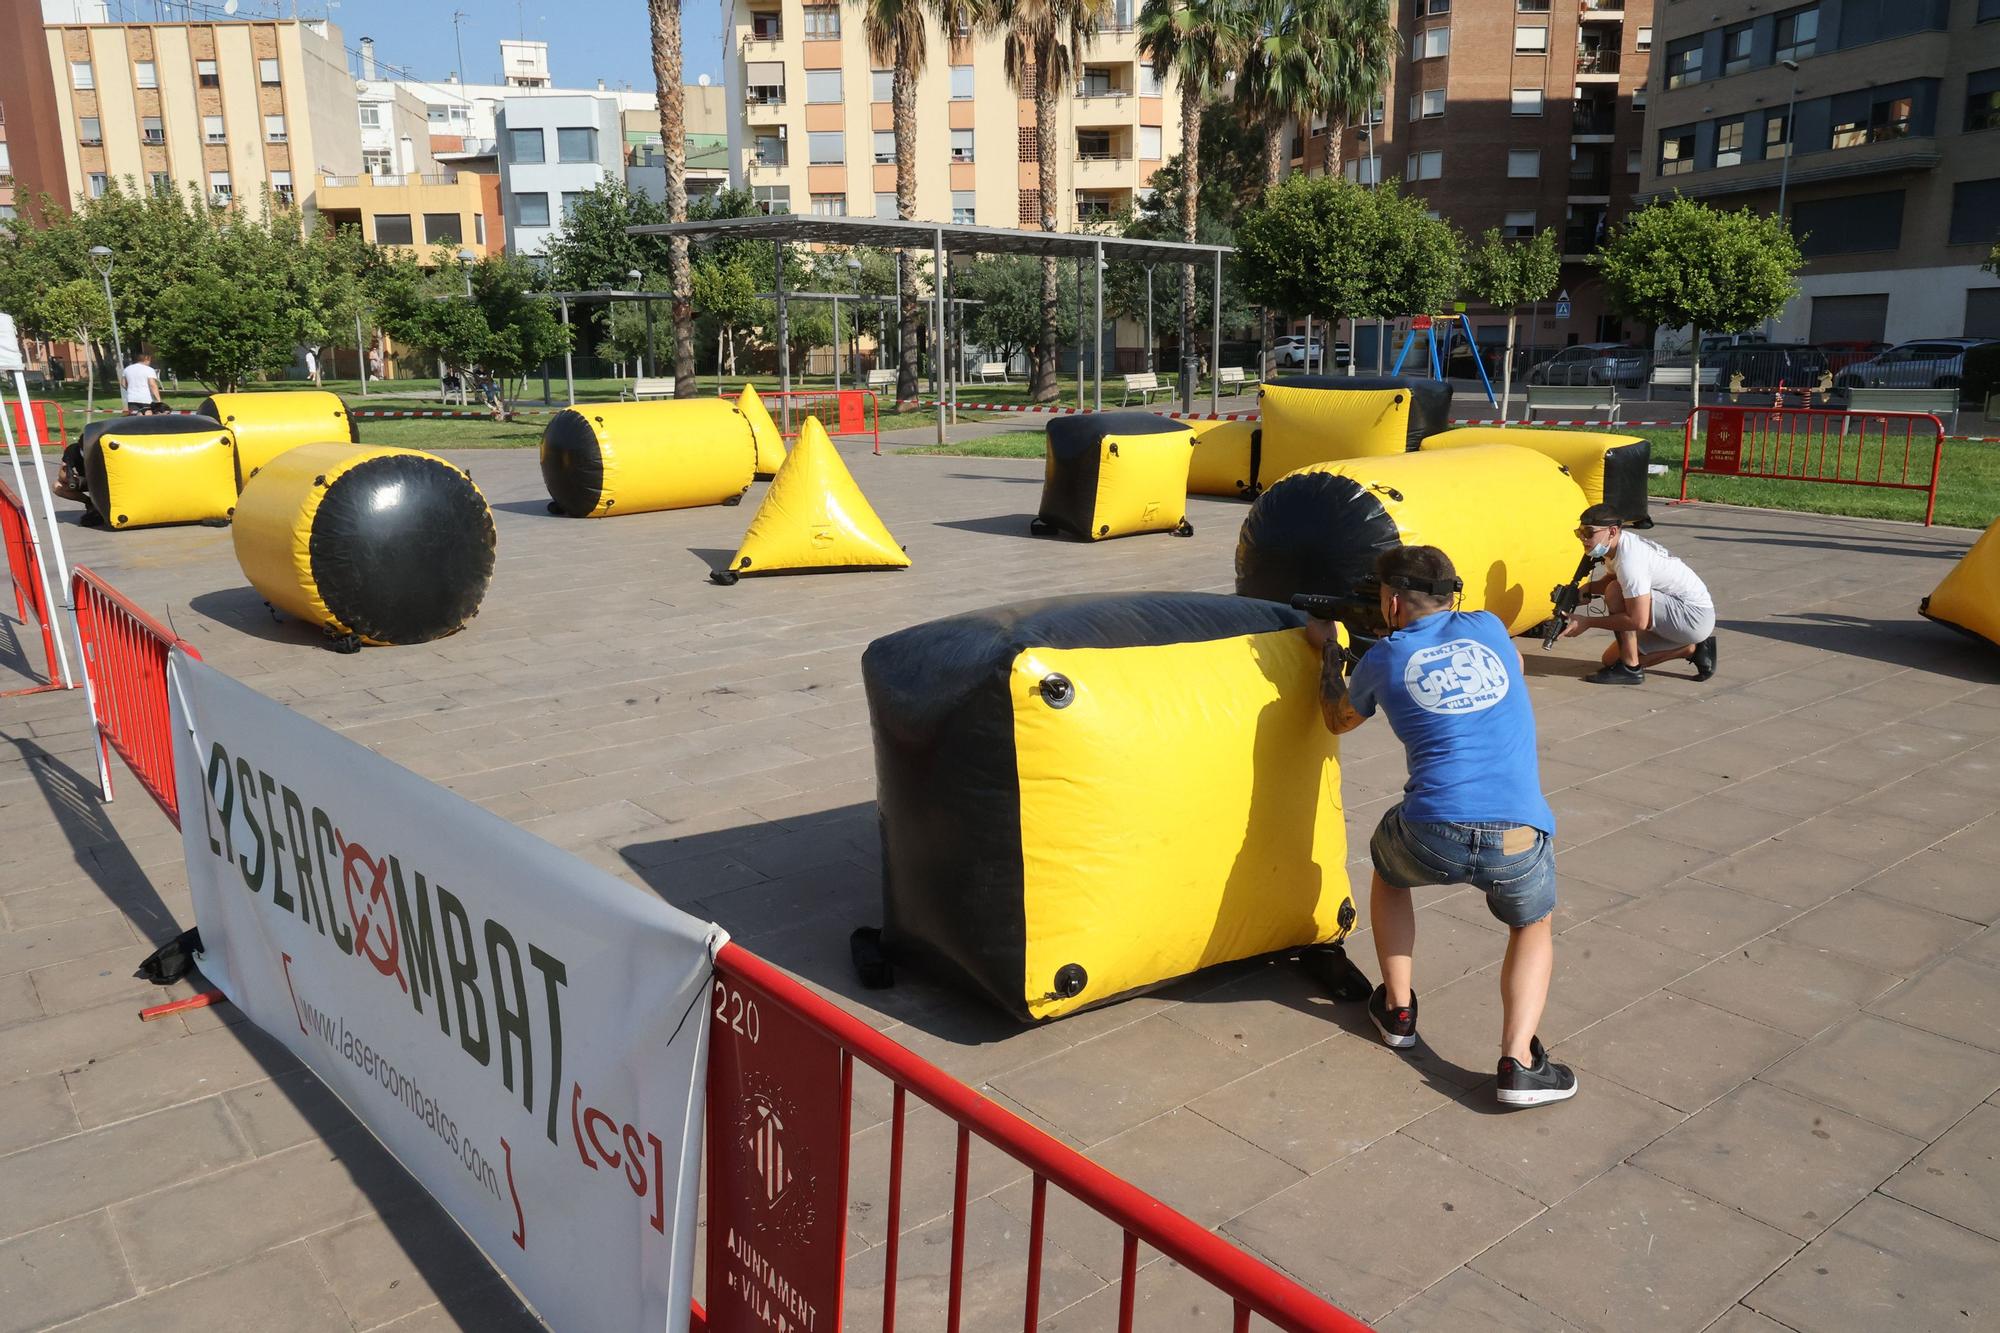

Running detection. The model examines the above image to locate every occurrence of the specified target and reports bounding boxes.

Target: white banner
[169,651,724,1332]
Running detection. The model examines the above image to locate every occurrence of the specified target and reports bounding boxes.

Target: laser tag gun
[1292,578,1386,673]
[1541,554,1600,651]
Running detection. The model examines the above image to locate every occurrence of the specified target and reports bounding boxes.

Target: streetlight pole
[1767,60,1801,339]
[1144,265,1154,373]
[88,246,124,379]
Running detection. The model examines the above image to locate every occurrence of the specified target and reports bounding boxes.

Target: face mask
[1588,543,1610,560]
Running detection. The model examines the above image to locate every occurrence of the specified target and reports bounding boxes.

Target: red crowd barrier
[1,477,64,698]
[725,386,882,455]
[1680,406,1947,526]
[72,566,200,825]
[5,397,66,448]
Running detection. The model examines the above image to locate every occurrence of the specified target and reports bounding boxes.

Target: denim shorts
[1369,804,1557,928]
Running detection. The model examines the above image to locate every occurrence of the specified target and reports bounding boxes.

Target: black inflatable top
[1235,469,1402,605]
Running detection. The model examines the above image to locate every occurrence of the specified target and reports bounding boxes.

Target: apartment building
[1308,0,1655,353]
[623,85,733,203]
[1638,0,2000,343]
[721,0,1179,228]
[496,94,625,255]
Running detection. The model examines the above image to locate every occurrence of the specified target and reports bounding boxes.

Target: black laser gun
[1291,569,1466,668]
[1541,554,1599,650]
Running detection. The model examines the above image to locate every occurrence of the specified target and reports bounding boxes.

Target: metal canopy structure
[626,214,1235,442]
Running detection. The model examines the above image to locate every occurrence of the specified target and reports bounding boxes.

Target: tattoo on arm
[1319,639,1360,734]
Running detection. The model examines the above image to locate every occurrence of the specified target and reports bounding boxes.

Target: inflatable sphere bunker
[1186,418,1260,499]
[861,591,1355,1022]
[1033,411,1197,540]
[714,417,908,582]
[1922,515,2000,649]
[233,443,495,648]
[1423,427,1653,527]
[1236,444,1587,636]
[1256,375,1453,481]
[77,413,236,529]
[738,384,787,476]
[540,398,756,517]
[196,390,356,485]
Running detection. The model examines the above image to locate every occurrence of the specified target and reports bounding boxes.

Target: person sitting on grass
[1559,503,1718,686]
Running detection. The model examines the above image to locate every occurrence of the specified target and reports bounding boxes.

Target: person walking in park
[120,350,162,414]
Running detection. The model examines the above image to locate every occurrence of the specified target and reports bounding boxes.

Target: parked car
[1709,343,1832,391]
[1818,340,1891,374]
[1835,339,1997,393]
[1271,336,1352,370]
[1524,343,1650,388]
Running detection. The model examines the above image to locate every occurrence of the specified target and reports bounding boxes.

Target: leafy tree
[1314,0,1396,178]
[1369,180,1464,322]
[39,279,112,419]
[541,179,665,296]
[689,254,761,374]
[1592,197,1802,409]
[595,305,653,373]
[470,254,570,393]
[1465,227,1561,418]
[149,266,296,391]
[957,255,1079,368]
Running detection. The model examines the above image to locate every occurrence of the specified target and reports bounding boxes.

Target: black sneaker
[1496,1037,1579,1107]
[1692,635,1718,682]
[1367,984,1418,1049]
[1583,661,1645,686]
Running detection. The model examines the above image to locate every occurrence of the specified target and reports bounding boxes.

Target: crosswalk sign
[1554,289,1572,320]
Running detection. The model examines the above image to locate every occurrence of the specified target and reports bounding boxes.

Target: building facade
[496,93,624,255]
[1638,0,2000,343]
[623,85,732,203]
[720,0,1179,228]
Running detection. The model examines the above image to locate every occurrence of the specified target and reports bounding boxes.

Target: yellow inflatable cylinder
[1423,427,1653,527]
[1033,411,1196,540]
[539,400,755,517]
[1186,418,1259,499]
[863,592,1354,1022]
[233,443,495,647]
[196,390,356,484]
[1236,444,1588,636]
[1922,516,2000,649]
[78,414,237,529]
[1257,375,1453,481]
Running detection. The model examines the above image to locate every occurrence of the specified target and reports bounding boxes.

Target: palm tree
[1138,0,1250,406]
[1237,0,1330,376]
[645,0,695,395]
[998,0,1111,403]
[1316,0,1397,181]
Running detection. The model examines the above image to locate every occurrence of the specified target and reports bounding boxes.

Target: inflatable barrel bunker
[540,399,756,517]
[196,390,357,486]
[233,443,496,648]
[1186,418,1259,499]
[1921,515,2000,649]
[1236,444,1587,636]
[1032,411,1197,540]
[713,417,908,582]
[861,591,1355,1022]
[1423,427,1653,527]
[1256,375,1453,481]
[77,413,237,529]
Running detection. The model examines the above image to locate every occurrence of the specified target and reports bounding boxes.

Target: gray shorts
[1638,592,1715,653]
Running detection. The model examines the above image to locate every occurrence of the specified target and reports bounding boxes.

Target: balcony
[1563,222,1606,258]
[1575,50,1621,78]
[1572,103,1617,138]
[745,92,786,125]
[1577,0,1624,19]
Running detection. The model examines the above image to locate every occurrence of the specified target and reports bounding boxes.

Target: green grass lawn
[897,430,1048,458]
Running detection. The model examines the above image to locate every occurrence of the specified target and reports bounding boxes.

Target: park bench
[1216,366,1259,394]
[1846,387,1961,431]
[1121,371,1175,406]
[974,361,1010,384]
[624,376,676,400]
[866,369,930,398]
[1526,384,1619,421]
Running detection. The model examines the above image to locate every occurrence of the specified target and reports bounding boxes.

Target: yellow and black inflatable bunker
[1256,375,1453,481]
[1236,444,1587,636]
[539,398,756,517]
[713,417,908,582]
[77,414,237,529]
[196,390,357,485]
[861,591,1355,1022]
[1032,411,1196,540]
[233,443,495,648]
[738,383,787,476]
[1186,418,1259,499]
[1423,427,1653,527]
[1921,515,2000,648]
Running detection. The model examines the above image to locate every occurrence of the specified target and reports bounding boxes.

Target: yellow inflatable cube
[79,414,237,529]
[1034,411,1196,540]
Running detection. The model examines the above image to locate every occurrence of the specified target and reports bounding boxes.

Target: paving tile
[0,998,185,1085]
[1700,1305,1796,1333]
[1558,991,1799,1112]
[1640,796,1804,857]
[1471,1165,1797,1333]
[0,1073,77,1157]
[0,971,39,1027]
[1879,1101,2000,1242]
[0,1097,251,1240]
[1689,839,1880,909]
[1224,1134,1543,1323]
[1557,830,1723,897]
[1723,766,1875,819]
[1432,874,1635,937]
[1157,960,1348,1067]
[0,1211,134,1333]
[1777,891,1978,976]
[0,914,135,977]
[990,1015,1259,1145]
[1866,956,2000,1054]
[65,1022,302,1129]
[28,946,184,1018]
[59,1243,353,1333]
[1746,1195,2000,1333]
[844,1093,1031,1249]
[308,1195,512,1330]
[1598,881,1798,960]
[217,1067,361,1155]
[1040,1253,1310,1333]
[1857,844,2000,925]
[1376,1269,1581,1332]
[1668,938,1901,1039]
[1759,1013,2000,1139]
[1633,1081,1921,1240]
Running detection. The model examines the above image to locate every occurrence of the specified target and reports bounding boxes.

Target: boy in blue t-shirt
[1306,545,1578,1108]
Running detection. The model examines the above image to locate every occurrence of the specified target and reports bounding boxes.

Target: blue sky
[320,0,728,90]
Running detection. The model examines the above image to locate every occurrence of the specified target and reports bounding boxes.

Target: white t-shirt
[121,362,159,403]
[1610,534,1712,610]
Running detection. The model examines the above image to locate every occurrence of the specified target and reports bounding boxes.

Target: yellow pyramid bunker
[713,417,909,583]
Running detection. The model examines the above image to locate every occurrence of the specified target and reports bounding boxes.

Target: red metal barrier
[72,566,199,825]
[723,387,882,456]
[5,397,65,448]
[1679,406,1946,526]
[0,477,64,697]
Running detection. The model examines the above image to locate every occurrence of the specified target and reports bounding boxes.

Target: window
[259,57,281,85]
[951,66,974,99]
[135,60,157,89]
[1424,0,1450,13]
[871,69,893,102]
[1139,125,1162,158]
[197,59,218,88]
[808,130,844,163]
[0,206,11,221]
[89,172,108,198]
[509,128,545,163]
[1406,149,1442,180]
[360,104,382,128]
[0,143,9,175]
[875,191,897,219]
[1970,69,2000,131]
[1078,128,1113,158]
[373,213,413,244]
[1368,96,1385,125]
[1626,148,1641,173]
[1716,118,1746,168]
[951,129,974,162]
[1793,190,1902,255]
[70,61,94,90]
[363,148,393,175]
[1138,64,1162,96]
[810,192,846,216]
[265,114,287,143]
[1722,25,1754,76]
[1502,211,1536,239]
[803,4,840,38]
[1416,27,1450,59]
[1077,191,1115,220]
[1511,88,1543,116]
[514,191,550,227]
[1665,38,1703,88]
[1410,88,1445,119]
[79,117,102,146]
[951,190,976,224]
[753,132,785,165]
[1517,0,1550,10]
[1345,156,1380,185]
[1835,95,1913,148]
[873,130,895,163]
[1774,7,1819,63]
[750,8,782,39]
[1514,26,1548,54]
[1659,128,1695,175]
[149,171,171,193]
[266,171,291,206]
[1950,179,2000,246]
[557,127,597,162]
[1632,87,1646,109]
[805,69,842,103]
[423,212,462,244]
[142,116,164,144]
[1507,149,1540,177]
[562,190,586,216]
[1636,27,1652,51]
[203,116,226,144]
[754,184,790,213]
[208,171,231,204]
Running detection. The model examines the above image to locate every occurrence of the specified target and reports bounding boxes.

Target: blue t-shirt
[1347,609,1555,833]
